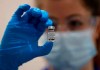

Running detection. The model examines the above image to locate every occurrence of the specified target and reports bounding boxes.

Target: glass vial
[47,26,55,42]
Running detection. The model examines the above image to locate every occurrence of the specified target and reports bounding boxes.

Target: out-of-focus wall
[0,0,35,40]
[0,0,47,70]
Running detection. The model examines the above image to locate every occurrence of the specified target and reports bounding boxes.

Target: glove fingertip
[44,41,53,46]
[43,41,53,53]
[38,41,53,56]
[19,4,30,11]
[31,8,41,17]
[46,19,53,27]
[13,4,30,17]
[40,10,49,22]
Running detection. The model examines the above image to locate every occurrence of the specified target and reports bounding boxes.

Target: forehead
[41,0,91,18]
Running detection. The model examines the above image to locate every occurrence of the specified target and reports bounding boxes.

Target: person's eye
[68,20,83,27]
[68,20,84,31]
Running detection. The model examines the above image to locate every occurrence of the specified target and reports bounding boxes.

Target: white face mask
[56,29,97,69]
[39,29,97,70]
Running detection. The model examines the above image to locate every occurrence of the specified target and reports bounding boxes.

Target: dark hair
[83,0,100,16]
[36,0,100,16]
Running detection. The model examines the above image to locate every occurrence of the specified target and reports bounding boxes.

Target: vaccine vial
[47,26,55,42]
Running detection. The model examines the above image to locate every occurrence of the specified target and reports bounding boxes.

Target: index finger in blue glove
[30,8,42,25]
[12,4,30,21]
[37,10,49,31]
[31,8,42,18]
[22,8,41,22]
[40,10,49,22]
[37,19,53,34]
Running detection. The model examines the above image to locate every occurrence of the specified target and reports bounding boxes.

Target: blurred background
[0,0,35,40]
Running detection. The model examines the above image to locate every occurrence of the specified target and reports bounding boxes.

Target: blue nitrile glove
[0,4,53,70]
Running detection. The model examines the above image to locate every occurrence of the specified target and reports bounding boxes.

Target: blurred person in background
[36,0,100,70]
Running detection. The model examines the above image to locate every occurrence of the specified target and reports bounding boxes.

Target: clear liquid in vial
[47,26,55,42]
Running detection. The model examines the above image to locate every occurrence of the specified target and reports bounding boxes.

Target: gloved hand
[0,4,53,70]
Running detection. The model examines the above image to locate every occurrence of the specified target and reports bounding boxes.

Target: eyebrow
[49,14,82,21]
[66,14,82,20]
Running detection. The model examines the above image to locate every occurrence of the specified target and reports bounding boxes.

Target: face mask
[39,29,97,70]
[58,29,97,69]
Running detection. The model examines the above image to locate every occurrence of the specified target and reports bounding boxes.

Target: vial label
[47,26,55,42]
